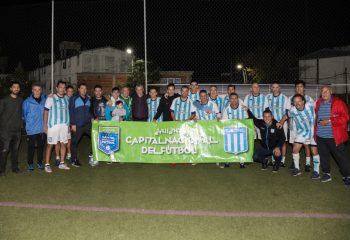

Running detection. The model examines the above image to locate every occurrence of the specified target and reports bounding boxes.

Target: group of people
[0,79,349,186]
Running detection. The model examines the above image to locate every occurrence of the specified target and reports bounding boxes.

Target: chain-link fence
[1,0,350,97]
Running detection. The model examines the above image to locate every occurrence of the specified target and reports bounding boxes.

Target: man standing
[0,81,23,176]
[90,85,108,121]
[247,108,285,172]
[22,83,47,171]
[170,86,196,121]
[43,81,70,173]
[147,87,162,122]
[223,84,244,108]
[69,83,92,167]
[315,85,350,185]
[244,83,268,140]
[132,84,148,121]
[120,86,133,121]
[266,81,290,166]
[288,80,315,170]
[153,83,180,122]
[208,85,224,114]
[279,94,320,178]
[222,93,248,169]
[189,80,200,102]
[195,90,220,120]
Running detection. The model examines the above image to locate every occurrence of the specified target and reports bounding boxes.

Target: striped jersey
[223,95,244,108]
[288,103,315,139]
[195,101,220,120]
[189,91,200,102]
[222,105,248,120]
[170,97,196,121]
[209,97,224,113]
[244,94,268,119]
[266,93,290,121]
[45,94,70,128]
[289,94,315,130]
[147,97,162,122]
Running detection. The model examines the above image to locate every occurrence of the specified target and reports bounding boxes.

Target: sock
[292,153,300,170]
[66,153,71,158]
[56,156,60,160]
[306,157,311,166]
[313,155,320,173]
[281,156,285,164]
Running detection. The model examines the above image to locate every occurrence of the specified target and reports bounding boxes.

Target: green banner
[92,119,255,163]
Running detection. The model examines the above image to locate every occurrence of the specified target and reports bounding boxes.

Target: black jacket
[154,93,180,121]
[247,109,285,150]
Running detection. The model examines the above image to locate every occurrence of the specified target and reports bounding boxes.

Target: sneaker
[272,165,279,173]
[311,171,320,179]
[58,163,70,170]
[320,173,332,182]
[45,164,52,173]
[27,164,34,172]
[37,163,44,170]
[71,160,81,168]
[240,163,246,169]
[280,163,286,168]
[218,163,225,169]
[304,165,311,172]
[224,163,230,168]
[291,168,301,176]
[261,163,268,170]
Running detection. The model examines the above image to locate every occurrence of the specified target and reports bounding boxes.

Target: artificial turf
[0,137,349,240]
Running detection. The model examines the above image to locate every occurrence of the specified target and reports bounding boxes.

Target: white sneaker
[45,164,52,173]
[58,163,70,170]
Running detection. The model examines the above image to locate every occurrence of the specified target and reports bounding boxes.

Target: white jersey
[189,91,200,102]
[222,104,248,120]
[209,97,224,113]
[288,103,315,140]
[244,94,268,119]
[147,97,162,122]
[45,94,70,128]
[195,101,220,120]
[170,97,196,121]
[266,93,290,121]
[223,95,244,109]
[289,94,315,130]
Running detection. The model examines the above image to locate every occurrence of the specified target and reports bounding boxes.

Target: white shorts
[294,134,317,146]
[47,124,69,145]
[289,129,297,144]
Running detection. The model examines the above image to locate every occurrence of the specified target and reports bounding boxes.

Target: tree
[126,59,160,94]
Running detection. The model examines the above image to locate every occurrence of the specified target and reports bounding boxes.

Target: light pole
[126,48,134,73]
[236,64,248,84]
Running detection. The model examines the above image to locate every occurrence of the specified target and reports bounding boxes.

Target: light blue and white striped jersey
[222,105,248,120]
[45,94,70,128]
[288,103,315,139]
[288,94,315,130]
[147,97,162,122]
[244,94,268,119]
[209,97,224,113]
[189,91,200,102]
[266,93,290,121]
[195,101,220,120]
[170,97,196,121]
[223,95,244,109]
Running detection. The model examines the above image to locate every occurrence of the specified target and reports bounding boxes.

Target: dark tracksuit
[69,95,92,163]
[247,110,285,167]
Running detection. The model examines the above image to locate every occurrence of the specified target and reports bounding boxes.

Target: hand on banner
[71,125,77,132]
[276,122,283,129]
[273,147,281,157]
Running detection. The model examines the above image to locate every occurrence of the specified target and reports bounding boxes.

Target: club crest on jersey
[98,126,120,155]
[223,127,248,154]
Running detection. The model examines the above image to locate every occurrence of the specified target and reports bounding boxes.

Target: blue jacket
[22,95,47,135]
[69,95,92,127]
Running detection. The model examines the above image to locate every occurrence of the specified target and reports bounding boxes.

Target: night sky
[0,0,349,82]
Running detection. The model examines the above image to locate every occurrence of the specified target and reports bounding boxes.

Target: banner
[91,119,255,163]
